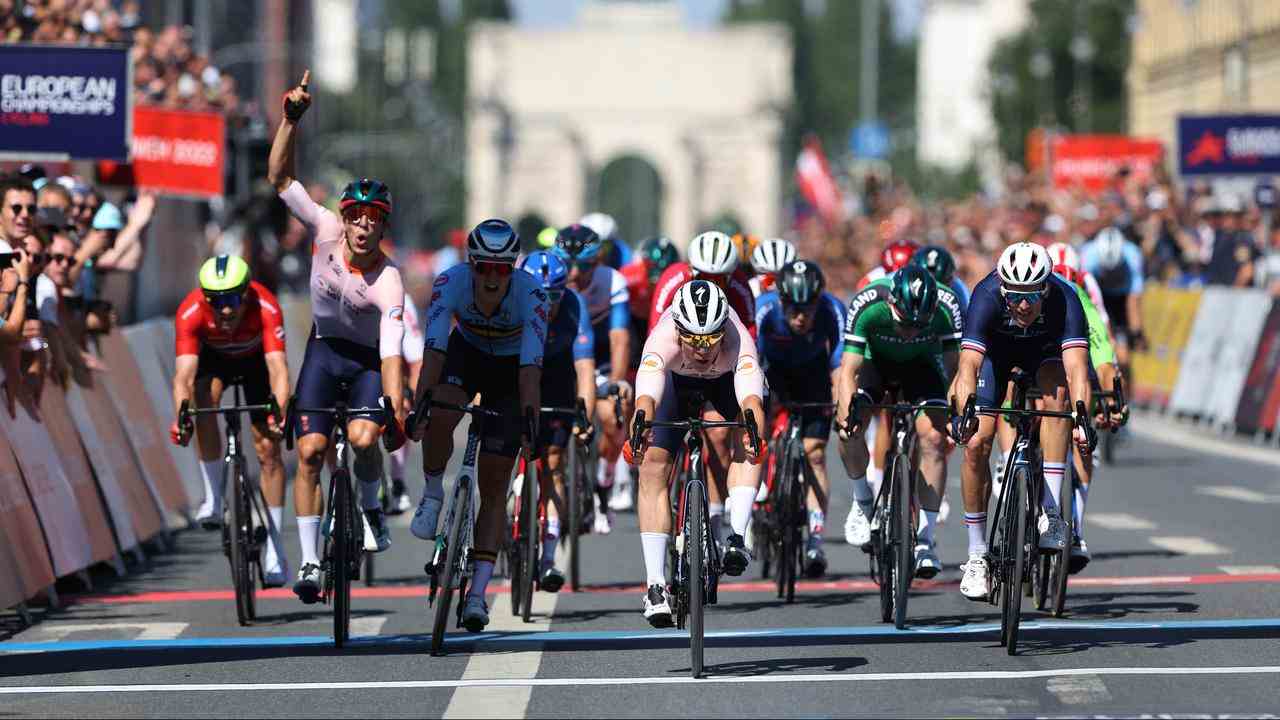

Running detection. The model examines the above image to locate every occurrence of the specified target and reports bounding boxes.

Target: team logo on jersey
[847,286,881,317]
[640,353,664,371]
[389,306,404,321]
[434,274,450,287]
[275,327,285,340]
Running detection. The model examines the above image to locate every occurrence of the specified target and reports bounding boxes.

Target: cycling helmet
[338,178,392,214]
[751,238,798,275]
[579,212,618,243]
[467,218,521,263]
[731,233,761,265]
[199,254,250,294]
[1093,226,1126,269]
[553,224,602,263]
[881,239,920,273]
[997,242,1052,287]
[911,245,956,285]
[639,236,680,274]
[688,231,738,275]
[518,251,569,293]
[671,279,729,336]
[776,259,825,305]
[888,264,939,328]
[536,226,559,249]
[1046,242,1082,272]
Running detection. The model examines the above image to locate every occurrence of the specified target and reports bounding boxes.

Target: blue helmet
[552,224,602,264]
[518,250,569,294]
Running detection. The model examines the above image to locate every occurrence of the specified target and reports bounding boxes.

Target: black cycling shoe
[540,566,565,594]
[803,546,828,578]
[722,533,751,577]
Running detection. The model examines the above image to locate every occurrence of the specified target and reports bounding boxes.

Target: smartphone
[0,253,15,270]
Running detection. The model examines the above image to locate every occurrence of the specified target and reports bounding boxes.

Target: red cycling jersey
[621,260,654,320]
[175,281,287,359]
[648,262,756,338]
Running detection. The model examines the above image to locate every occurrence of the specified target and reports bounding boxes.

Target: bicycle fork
[425,429,482,606]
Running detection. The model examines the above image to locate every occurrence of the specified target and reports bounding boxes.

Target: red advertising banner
[1051,134,1165,192]
[97,107,225,198]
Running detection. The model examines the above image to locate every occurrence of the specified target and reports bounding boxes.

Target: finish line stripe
[4,665,1280,694]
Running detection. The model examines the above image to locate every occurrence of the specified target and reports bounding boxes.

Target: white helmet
[750,238,797,274]
[997,242,1052,287]
[688,231,739,275]
[671,279,729,336]
[467,219,520,264]
[1046,242,1081,272]
[1093,226,1126,269]
[579,212,618,242]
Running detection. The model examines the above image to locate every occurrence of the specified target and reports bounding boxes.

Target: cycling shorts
[540,352,577,448]
[860,356,948,406]
[652,372,740,454]
[441,328,523,458]
[764,356,834,439]
[975,348,1063,410]
[196,346,272,423]
[294,331,384,439]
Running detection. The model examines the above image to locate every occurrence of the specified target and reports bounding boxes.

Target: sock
[918,509,939,547]
[850,473,873,503]
[1042,462,1066,513]
[1074,483,1089,540]
[359,479,381,511]
[614,455,630,486]
[964,512,988,556]
[542,517,560,567]
[708,503,726,546]
[199,460,223,511]
[390,445,407,484]
[424,470,444,501]
[467,558,495,599]
[597,458,614,489]
[641,532,669,587]
[867,465,884,504]
[728,486,756,537]
[354,451,383,511]
[264,506,285,572]
[808,509,825,536]
[297,515,321,567]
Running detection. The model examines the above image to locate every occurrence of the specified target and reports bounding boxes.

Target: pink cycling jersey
[635,306,764,407]
[278,180,405,359]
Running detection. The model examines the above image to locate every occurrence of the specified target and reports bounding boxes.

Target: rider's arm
[264,351,290,419]
[728,310,764,407]
[416,274,456,394]
[376,276,407,425]
[836,350,864,421]
[1059,281,1093,413]
[519,277,550,429]
[572,291,598,424]
[837,294,874,417]
[267,84,304,194]
[96,194,155,272]
[633,318,679,428]
[173,354,198,417]
[172,292,203,415]
[607,271,631,383]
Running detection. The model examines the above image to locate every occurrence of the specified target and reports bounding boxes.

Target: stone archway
[595,155,663,244]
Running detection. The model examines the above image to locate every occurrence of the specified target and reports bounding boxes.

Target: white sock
[1074,483,1089,540]
[264,506,285,572]
[1042,462,1065,513]
[708,503,725,546]
[867,465,884,503]
[390,446,407,483]
[542,517,560,566]
[964,512,987,556]
[597,458,614,488]
[467,560,495,599]
[849,473,873,504]
[728,485,756,537]
[297,515,321,567]
[424,470,444,501]
[614,455,630,485]
[641,532,668,587]
[199,460,224,511]
[918,509,939,546]
[360,479,381,511]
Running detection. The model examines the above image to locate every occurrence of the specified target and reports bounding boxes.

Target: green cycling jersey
[1061,274,1116,369]
[841,278,963,363]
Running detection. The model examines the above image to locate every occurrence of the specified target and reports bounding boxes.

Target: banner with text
[0,44,130,160]
[98,107,225,198]
[1178,114,1280,176]
[1050,134,1164,191]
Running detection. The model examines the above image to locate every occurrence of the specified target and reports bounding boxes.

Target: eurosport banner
[1235,300,1280,434]
[1178,114,1280,176]
[1050,134,1164,191]
[0,44,130,161]
[97,107,225,198]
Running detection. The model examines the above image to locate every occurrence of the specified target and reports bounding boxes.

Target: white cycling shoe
[913,543,942,579]
[593,508,614,535]
[844,502,872,550]
[1037,512,1067,551]
[959,554,990,601]
[410,495,443,540]
[608,475,634,511]
[643,584,674,628]
[195,497,223,531]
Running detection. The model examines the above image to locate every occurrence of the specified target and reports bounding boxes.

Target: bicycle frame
[426,409,484,603]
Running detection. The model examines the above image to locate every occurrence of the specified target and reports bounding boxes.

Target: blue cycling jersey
[544,288,595,361]
[576,264,630,332]
[961,271,1089,358]
[422,263,549,366]
[1080,239,1144,296]
[754,290,846,371]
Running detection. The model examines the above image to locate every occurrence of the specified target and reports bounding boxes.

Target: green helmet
[888,264,938,328]
[911,244,956,286]
[639,236,679,281]
[199,255,250,293]
[536,226,560,248]
[338,178,392,214]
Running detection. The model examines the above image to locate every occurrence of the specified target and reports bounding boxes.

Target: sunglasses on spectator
[999,285,1046,307]
[8,204,37,217]
[204,291,245,310]
[49,253,72,265]
[340,204,386,224]
[473,260,514,277]
[677,330,725,350]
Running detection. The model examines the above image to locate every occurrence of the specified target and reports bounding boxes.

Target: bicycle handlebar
[629,408,760,457]
[178,397,283,442]
[283,395,396,451]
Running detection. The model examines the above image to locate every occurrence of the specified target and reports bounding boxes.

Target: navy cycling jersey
[544,289,595,361]
[754,290,846,371]
[960,271,1089,358]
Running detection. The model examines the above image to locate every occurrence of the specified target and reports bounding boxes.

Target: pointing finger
[299,69,311,91]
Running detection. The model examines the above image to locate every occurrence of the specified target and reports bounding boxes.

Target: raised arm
[267,70,311,194]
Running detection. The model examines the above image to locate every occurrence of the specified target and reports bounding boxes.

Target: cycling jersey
[278,180,405,359]
[175,280,286,359]
[422,263,548,367]
[843,279,962,363]
[1056,273,1116,369]
[860,266,970,313]
[1080,239,1144,297]
[755,290,846,372]
[402,293,423,365]
[748,274,773,298]
[1078,270,1110,328]
[961,271,1088,359]
[636,306,763,404]
[576,263,630,331]
[649,262,755,337]
[545,289,595,362]
[620,260,654,321]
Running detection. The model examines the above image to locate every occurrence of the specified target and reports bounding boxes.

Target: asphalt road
[4,418,1280,718]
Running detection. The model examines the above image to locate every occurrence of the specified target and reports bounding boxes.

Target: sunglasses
[8,204,37,217]
[204,291,245,310]
[473,260,514,277]
[677,330,725,350]
[1000,286,1046,307]
[48,253,71,265]
[783,301,818,317]
[341,204,387,225]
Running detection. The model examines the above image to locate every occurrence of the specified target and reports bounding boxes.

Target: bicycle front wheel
[687,477,706,679]
[1003,466,1030,655]
[521,459,538,623]
[432,481,470,656]
[228,458,254,626]
[568,442,582,592]
[775,448,796,602]
[332,469,353,648]
[892,452,912,630]
[876,458,893,624]
[1051,469,1076,617]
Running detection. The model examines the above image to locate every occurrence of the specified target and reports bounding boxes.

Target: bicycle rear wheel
[332,469,353,648]
[1003,466,1030,655]
[228,458,254,626]
[1050,470,1075,617]
[892,452,912,630]
[775,449,796,602]
[876,457,893,624]
[688,477,706,679]
[521,459,538,623]
[431,481,470,656]
[568,442,582,592]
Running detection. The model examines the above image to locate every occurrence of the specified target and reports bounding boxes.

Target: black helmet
[911,244,956,285]
[776,259,825,305]
[889,264,938,328]
[639,236,680,274]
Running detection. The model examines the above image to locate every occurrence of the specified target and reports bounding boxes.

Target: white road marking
[6,665,1280,694]
[350,617,388,637]
[1148,536,1232,555]
[442,591,558,720]
[1196,486,1280,504]
[1219,565,1280,575]
[1129,411,1280,469]
[1046,674,1112,705]
[1088,513,1156,531]
[26,622,189,642]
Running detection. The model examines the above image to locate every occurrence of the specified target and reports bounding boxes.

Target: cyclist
[518,250,597,592]
[386,292,425,514]
[579,212,633,270]
[621,235,680,335]
[268,71,408,603]
[409,218,547,633]
[911,244,971,312]
[553,224,633,531]
[856,239,920,290]
[1080,227,1145,371]
[171,256,291,586]
[1047,242,1109,330]
[949,242,1093,602]
[835,264,960,578]
[755,260,844,576]
[748,238,797,297]
[627,280,765,627]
